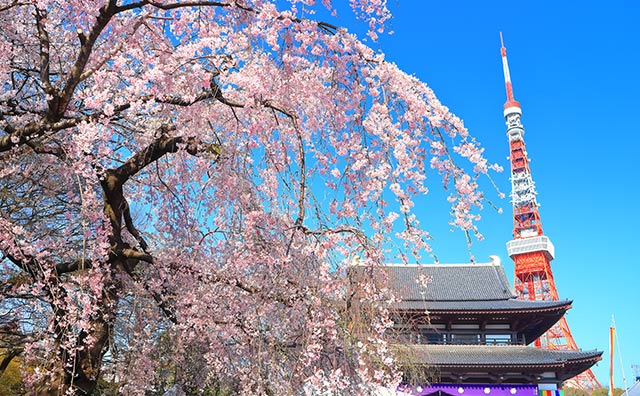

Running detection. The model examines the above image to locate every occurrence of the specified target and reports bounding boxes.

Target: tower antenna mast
[499,33,602,390]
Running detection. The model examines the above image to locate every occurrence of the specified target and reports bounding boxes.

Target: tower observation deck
[499,33,602,390]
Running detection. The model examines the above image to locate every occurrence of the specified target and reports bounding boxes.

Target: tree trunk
[39,274,119,395]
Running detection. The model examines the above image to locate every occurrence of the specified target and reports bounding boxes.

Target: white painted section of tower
[505,108,539,210]
[503,106,522,117]
[510,173,538,206]
[507,236,555,260]
[505,111,524,140]
[502,54,512,85]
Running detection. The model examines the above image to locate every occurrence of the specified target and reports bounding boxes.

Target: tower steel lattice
[499,33,602,390]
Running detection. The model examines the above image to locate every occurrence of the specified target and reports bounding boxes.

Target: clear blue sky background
[326,0,639,389]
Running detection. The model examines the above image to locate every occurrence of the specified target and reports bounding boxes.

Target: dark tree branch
[112,133,219,183]
[57,1,118,118]
[129,272,179,324]
[55,258,93,274]
[78,19,146,82]
[1,0,334,158]
[3,251,39,282]
[299,225,373,250]
[119,248,153,263]
[52,250,151,276]
[0,1,28,12]
[0,89,217,153]
[209,77,244,108]
[0,347,23,376]
[121,199,149,252]
[34,7,55,96]
[294,126,305,226]
[158,90,218,106]
[114,0,232,13]
[147,1,231,10]
[0,117,89,153]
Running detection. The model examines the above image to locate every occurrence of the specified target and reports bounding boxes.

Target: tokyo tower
[499,33,602,390]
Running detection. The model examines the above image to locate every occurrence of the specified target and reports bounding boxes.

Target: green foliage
[564,387,590,396]
[200,381,237,396]
[93,377,120,396]
[0,354,26,396]
[591,388,626,396]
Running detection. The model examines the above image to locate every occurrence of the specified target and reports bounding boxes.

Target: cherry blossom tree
[0,0,499,394]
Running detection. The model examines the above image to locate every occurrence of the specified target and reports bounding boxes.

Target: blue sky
[329,0,639,388]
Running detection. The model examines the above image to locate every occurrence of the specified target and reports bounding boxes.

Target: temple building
[626,372,640,396]
[379,258,602,396]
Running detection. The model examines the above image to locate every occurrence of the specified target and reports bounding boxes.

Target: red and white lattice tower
[499,33,602,390]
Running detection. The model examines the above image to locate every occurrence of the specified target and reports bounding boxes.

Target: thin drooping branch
[121,249,303,325]
[300,225,374,251]
[286,124,306,255]
[2,252,72,361]
[294,126,305,226]
[121,199,149,252]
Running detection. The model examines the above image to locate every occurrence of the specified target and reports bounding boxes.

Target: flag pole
[610,316,616,396]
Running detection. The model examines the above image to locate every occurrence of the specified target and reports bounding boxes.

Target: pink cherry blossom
[0,1,500,395]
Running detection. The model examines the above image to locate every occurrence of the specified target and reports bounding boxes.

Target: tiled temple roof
[381,263,571,313]
[384,263,517,301]
[398,344,603,384]
[368,262,576,344]
[401,344,603,367]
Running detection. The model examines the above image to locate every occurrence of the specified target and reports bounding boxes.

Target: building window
[424,332,444,344]
[485,334,513,345]
[485,323,511,330]
[450,333,481,344]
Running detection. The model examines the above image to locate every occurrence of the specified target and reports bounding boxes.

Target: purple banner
[396,383,539,396]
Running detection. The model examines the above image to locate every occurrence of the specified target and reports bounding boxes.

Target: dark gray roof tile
[383,263,517,301]
[399,344,603,366]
